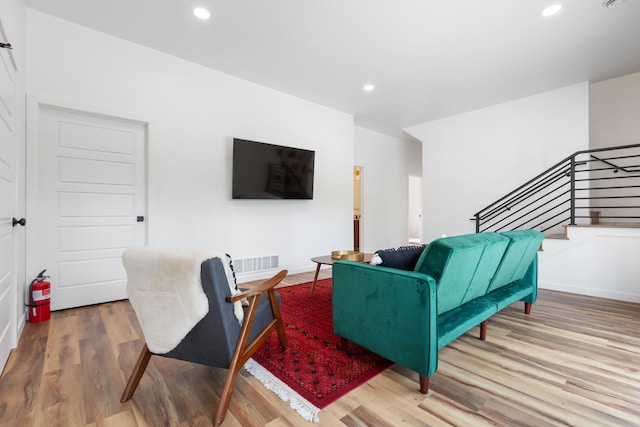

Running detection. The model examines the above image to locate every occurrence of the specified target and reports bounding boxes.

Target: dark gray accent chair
[120,257,288,426]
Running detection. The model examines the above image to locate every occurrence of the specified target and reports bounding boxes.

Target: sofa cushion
[487,229,545,293]
[437,297,498,349]
[414,232,509,314]
[373,244,426,270]
[484,280,535,311]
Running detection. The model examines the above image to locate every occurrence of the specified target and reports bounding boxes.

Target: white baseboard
[539,280,640,303]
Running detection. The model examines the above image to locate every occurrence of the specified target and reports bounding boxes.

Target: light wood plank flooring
[1,269,639,426]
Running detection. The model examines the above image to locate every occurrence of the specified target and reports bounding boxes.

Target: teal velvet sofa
[332,229,545,394]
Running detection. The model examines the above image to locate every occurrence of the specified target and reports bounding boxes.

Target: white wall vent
[233,255,279,274]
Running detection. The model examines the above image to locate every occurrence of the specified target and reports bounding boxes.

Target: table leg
[310,262,321,296]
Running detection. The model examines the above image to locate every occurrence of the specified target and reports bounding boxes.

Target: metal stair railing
[472,143,640,234]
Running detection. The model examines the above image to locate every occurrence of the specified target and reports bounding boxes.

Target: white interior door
[30,100,147,310]
[0,20,18,371]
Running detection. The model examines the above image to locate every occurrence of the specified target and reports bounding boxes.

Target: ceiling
[24,0,640,139]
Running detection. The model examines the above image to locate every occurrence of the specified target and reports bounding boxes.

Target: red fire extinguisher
[28,269,51,322]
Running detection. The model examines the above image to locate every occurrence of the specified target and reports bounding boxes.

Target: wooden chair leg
[214,363,242,426]
[268,290,288,351]
[214,291,287,426]
[524,302,532,315]
[480,320,488,341]
[120,343,152,403]
[275,321,288,350]
[419,375,430,394]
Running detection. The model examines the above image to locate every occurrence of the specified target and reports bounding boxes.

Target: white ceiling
[24,0,640,139]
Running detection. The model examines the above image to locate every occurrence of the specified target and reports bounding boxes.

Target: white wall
[354,126,421,251]
[540,226,640,303]
[588,72,640,221]
[26,10,354,279]
[590,72,640,149]
[536,72,640,303]
[404,83,589,241]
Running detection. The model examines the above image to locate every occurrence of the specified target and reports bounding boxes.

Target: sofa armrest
[332,261,439,379]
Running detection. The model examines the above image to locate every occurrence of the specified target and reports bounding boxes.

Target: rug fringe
[244,358,320,423]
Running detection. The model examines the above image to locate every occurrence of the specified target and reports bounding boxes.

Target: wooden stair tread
[545,233,568,240]
[567,222,640,229]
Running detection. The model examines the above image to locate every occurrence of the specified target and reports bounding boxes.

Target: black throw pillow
[376,245,426,270]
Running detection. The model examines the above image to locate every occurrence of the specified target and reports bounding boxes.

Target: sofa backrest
[413,232,510,314]
[485,229,545,293]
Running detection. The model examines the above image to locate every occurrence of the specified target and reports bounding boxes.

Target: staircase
[472,143,640,304]
[472,143,640,235]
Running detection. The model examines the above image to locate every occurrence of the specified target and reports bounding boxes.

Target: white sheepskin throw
[122,247,243,354]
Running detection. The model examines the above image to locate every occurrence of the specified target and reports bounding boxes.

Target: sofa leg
[524,302,532,315]
[419,375,430,394]
[479,320,488,341]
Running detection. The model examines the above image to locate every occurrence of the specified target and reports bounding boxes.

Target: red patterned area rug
[244,278,393,423]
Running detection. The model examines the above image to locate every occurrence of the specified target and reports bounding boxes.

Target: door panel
[59,157,135,185]
[36,105,146,310]
[59,225,135,251]
[58,192,135,217]
[0,20,17,371]
[59,120,136,153]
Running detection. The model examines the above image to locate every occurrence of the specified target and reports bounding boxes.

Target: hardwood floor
[1,269,639,427]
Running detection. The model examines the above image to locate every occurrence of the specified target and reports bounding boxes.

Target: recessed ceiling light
[541,4,562,16]
[193,7,211,20]
[363,84,375,92]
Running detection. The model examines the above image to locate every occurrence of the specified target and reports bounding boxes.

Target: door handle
[12,217,26,227]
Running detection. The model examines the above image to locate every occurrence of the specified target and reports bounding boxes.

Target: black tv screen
[232,138,315,199]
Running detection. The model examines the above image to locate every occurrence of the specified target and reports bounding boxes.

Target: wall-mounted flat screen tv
[232,138,315,199]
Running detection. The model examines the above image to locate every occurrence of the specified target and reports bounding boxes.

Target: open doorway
[354,166,362,251]
[408,175,423,244]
